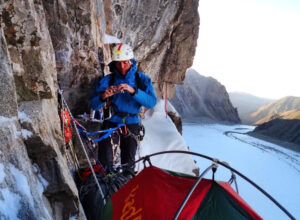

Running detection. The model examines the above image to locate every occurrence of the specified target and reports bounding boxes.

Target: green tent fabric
[192,182,256,220]
[102,166,262,220]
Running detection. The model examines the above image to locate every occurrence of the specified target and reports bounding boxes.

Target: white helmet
[111,43,134,61]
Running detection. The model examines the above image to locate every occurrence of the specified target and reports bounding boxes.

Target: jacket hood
[108,59,137,80]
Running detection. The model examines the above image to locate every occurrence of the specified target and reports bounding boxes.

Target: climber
[89,43,157,177]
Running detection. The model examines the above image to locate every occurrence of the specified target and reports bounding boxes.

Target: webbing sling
[74,119,124,143]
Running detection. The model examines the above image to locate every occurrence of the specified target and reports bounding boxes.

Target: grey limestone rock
[1,0,200,218]
[0,27,18,118]
[170,69,241,123]
[105,0,200,97]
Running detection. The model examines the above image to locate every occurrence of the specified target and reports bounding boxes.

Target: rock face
[42,0,113,116]
[249,109,300,151]
[249,96,300,125]
[1,25,79,219]
[0,1,87,219]
[170,69,240,123]
[104,0,200,98]
[0,0,199,219]
[254,109,300,125]
[251,119,300,151]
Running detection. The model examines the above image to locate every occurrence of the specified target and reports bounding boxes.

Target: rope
[174,164,215,220]
[58,88,106,205]
[60,91,80,171]
[68,141,80,171]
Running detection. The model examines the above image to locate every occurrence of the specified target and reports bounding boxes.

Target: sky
[192,0,300,99]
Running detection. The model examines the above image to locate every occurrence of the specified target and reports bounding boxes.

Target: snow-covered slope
[138,100,198,175]
[183,123,300,220]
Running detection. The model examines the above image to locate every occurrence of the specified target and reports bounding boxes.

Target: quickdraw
[58,88,107,204]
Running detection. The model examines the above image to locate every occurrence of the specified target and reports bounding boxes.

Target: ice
[9,164,34,208]
[0,188,21,220]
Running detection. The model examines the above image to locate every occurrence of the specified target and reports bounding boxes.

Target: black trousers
[98,121,140,173]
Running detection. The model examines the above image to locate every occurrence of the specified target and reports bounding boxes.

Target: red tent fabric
[102,166,262,220]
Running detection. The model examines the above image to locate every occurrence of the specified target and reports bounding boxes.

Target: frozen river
[183,123,300,220]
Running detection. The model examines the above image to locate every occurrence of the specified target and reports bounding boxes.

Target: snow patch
[36,172,49,197]
[21,129,33,140]
[69,216,78,220]
[167,101,180,116]
[38,173,49,189]
[0,164,5,183]
[12,124,21,139]
[0,116,17,123]
[1,116,22,138]
[36,174,52,220]
[9,164,34,209]
[32,164,39,173]
[0,188,21,220]
[102,34,121,44]
[140,100,197,175]
[18,111,32,123]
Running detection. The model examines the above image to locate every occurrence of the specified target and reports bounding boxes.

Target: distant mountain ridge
[170,69,240,123]
[229,92,273,124]
[251,118,300,151]
[254,109,300,125]
[250,96,300,124]
[249,100,300,150]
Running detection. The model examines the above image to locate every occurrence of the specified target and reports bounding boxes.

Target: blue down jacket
[89,59,157,124]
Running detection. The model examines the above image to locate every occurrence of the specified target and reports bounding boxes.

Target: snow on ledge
[139,100,198,175]
[18,111,32,123]
[102,34,121,44]
[0,116,17,123]
[167,100,180,117]
[21,129,33,140]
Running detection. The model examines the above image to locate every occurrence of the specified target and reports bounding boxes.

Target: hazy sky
[192,0,300,99]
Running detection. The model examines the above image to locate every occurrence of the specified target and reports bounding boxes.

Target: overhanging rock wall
[104,0,199,98]
[0,0,199,219]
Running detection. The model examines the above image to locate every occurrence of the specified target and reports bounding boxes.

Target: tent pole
[135,150,296,220]
[173,163,215,220]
